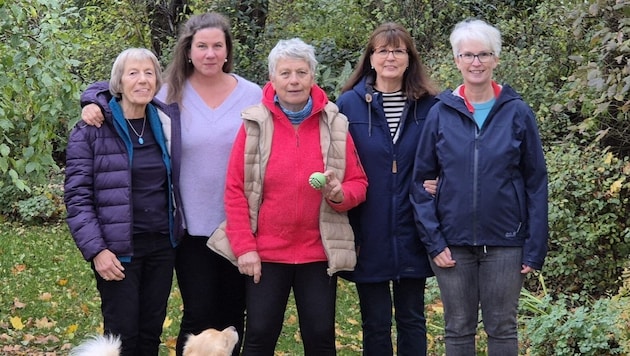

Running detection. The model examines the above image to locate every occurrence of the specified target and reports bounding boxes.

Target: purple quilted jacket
[64,98,183,261]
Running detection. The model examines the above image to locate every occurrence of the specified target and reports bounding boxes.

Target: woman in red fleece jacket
[224,38,368,355]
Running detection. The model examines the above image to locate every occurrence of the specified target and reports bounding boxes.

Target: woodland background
[1,0,630,354]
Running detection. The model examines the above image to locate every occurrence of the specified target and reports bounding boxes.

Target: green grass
[0,222,451,355]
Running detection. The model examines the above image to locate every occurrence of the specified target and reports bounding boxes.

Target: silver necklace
[125,117,146,145]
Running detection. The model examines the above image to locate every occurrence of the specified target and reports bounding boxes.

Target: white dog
[70,326,238,356]
[69,334,121,356]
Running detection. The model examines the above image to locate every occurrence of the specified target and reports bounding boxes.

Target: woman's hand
[521,265,534,274]
[93,249,125,281]
[322,170,344,203]
[424,178,438,196]
[433,247,456,268]
[82,104,105,127]
[238,251,262,283]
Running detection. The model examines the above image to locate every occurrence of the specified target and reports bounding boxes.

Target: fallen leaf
[66,324,78,335]
[13,298,26,309]
[34,317,56,329]
[285,314,297,325]
[10,316,24,330]
[39,292,53,301]
[0,333,14,343]
[165,336,177,356]
[604,152,614,165]
[34,334,60,344]
[12,264,27,274]
[610,178,624,195]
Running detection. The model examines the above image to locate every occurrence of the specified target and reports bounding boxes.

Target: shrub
[0,0,83,195]
[537,142,630,301]
[557,0,630,157]
[522,293,628,355]
[0,169,64,224]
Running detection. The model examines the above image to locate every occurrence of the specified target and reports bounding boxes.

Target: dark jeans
[431,246,524,356]
[242,262,337,356]
[95,232,175,356]
[356,278,427,356]
[175,233,246,356]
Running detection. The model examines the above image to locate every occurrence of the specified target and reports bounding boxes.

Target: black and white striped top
[380,90,406,139]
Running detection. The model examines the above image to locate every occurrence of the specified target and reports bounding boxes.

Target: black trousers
[95,232,175,356]
[174,233,246,356]
[242,261,337,356]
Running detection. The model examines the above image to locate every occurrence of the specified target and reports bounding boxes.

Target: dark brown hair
[341,22,438,99]
[163,12,234,104]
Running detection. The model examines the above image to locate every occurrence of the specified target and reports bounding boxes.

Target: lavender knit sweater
[156,74,262,237]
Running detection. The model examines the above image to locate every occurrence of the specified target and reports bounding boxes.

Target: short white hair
[449,19,502,59]
[268,38,318,77]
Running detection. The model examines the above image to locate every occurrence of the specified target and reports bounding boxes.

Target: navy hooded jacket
[337,77,436,283]
[410,84,548,270]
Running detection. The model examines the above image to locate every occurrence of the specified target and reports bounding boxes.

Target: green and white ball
[308,172,326,190]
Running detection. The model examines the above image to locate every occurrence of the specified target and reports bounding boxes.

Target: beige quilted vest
[207,102,356,275]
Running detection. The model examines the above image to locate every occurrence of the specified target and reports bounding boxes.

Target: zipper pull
[392,159,397,173]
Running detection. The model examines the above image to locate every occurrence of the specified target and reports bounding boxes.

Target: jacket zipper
[473,123,480,246]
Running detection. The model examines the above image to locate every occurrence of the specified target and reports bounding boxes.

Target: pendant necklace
[126,117,146,145]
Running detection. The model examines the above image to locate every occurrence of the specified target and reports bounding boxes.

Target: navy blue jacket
[410,85,548,270]
[65,95,184,261]
[337,77,436,283]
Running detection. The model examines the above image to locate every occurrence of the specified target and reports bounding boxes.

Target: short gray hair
[109,48,162,98]
[449,19,502,59]
[268,38,318,77]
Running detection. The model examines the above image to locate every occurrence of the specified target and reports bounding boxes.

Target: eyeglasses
[373,48,408,58]
[458,52,494,63]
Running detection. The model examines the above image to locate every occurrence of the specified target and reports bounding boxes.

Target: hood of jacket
[261,81,329,119]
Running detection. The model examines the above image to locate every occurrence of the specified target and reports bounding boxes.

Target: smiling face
[270,58,315,112]
[189,27,228,78]
[455,39,498,87]
[119,58,157,113]
[370,41,409,85]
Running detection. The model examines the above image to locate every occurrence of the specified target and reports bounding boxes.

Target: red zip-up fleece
[224,83,368,264]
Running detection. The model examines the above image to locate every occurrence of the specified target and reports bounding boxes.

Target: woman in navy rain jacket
[410,19,548,356]
[336,23,439,356]
[65,48,182,355]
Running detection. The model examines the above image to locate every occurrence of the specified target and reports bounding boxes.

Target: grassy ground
[0,222,451,355]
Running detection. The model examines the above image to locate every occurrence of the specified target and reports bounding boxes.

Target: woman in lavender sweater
[80,12,262,356]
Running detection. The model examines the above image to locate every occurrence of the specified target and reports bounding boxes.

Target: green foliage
[0,223,369,354]
[555,0,630,156]
[0,223,182,354]
[492,2,577,110]
[0,0,83,195]
[72,0,154,84]
[0,0,628,320]
[263,0,373,98]
[522,293,628,355]
[186,0,271,86]
[538,142,630,300]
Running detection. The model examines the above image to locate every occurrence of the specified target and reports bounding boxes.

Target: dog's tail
[70,334,121,356]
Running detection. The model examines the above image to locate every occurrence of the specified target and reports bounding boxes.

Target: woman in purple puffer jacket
[64,48,182,356]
